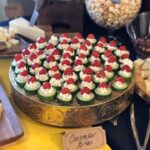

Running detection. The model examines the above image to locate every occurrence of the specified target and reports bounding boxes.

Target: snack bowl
[126,12,150,58]
[85,0,141,29]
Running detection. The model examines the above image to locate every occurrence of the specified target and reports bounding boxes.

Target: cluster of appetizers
[134,58,150,95]
[11,33,134,105]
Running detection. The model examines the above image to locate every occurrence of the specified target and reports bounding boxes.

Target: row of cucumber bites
[12,33,134,105]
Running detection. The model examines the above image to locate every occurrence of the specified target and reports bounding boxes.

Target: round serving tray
[9,68,135,127]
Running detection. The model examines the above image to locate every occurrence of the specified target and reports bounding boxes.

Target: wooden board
[0,84,24,146]
[0,36,28,59]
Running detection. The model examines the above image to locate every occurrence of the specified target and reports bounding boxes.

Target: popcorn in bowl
[85,0,141,29]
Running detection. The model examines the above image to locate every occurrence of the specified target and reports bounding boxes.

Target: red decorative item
[37,37,46,43]
[92,51,99,58]
[51,65,58,72]
[84,40,91,46]
[119,45,127,50]
[15,54,23,61]
[96,70,106,78]
[20,70,28,76]
[42,82,51,89]
[22,49,30,55]
[28,76,37,83]
[63,53,71,59]
[28,43,37,50]
[18,61,26,68]
[121,54,129,59]
[84,76,92,83]
[39,68,47,75]
[87,33,95,39]
[80,87,91,95]
[64,68,73,75]
[46,43,54,49]
[75,33,83,39]
[67,78,75,84]
[46,55,55,62]
[30,53,37,61]
[105,65,113,72]
[61,39,68,45]
[121,65,131,72]
[80,45,87,50]
[61,60,71,66]
[104,50,112,57]
[116,77,125,83]
[99,37,107,43]
[74,59,83,66]
[38,50,44,55]
[61,87,71,94]
[79,53,86,58]
[32,63,41,69]
[99,82,108,88]
[109,40,116,47]
[83,67,93,75]
[92,60,101,67]
[52,49,60,55]
[53,73,61,79]
[72,38,79,44]
[108,56,116,63]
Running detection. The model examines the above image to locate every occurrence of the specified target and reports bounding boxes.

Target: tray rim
[9,67,135,109]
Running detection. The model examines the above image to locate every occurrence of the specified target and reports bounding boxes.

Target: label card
[63,127,106,150]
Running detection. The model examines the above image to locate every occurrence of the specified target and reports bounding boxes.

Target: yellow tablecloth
[0,59,111,150]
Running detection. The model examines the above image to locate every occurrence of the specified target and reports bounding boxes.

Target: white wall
[0,0,8,21]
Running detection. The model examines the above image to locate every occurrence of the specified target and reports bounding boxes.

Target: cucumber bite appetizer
[11,54,25,70]
[73,59,85,73]
[95,83,112,99]
[63,78,78,93]
[16,70,29,88]
[57,87,72,105]
[114,45,130,58]
[15,61,27,75]
[112,77,128,91]
[105,55,119,70]
[50,73,64,90]
[106,40,117,51]
[118,65,132,81]
[104,65,114,81]
[77,87,95,105]
[79,76,95,90]
[36,37,47,50]
[48,35,59,46]
[79,67,93,81]
[38,82,56,102]
[24,76,41,94]
[35,68,49,83]
[12,33,134,106]
[93,70,108,84]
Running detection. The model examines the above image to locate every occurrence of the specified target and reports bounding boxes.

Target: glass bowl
[126,12,150,58]
[85,0,141,30]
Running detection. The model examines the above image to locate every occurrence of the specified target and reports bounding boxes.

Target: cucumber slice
[95,88,112,100]
[57,94,72,105]
[76,92,95,105]
[112,82,128,91]
[38,88,56,102]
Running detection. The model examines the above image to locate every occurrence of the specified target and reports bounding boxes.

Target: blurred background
[0,0,149,22]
